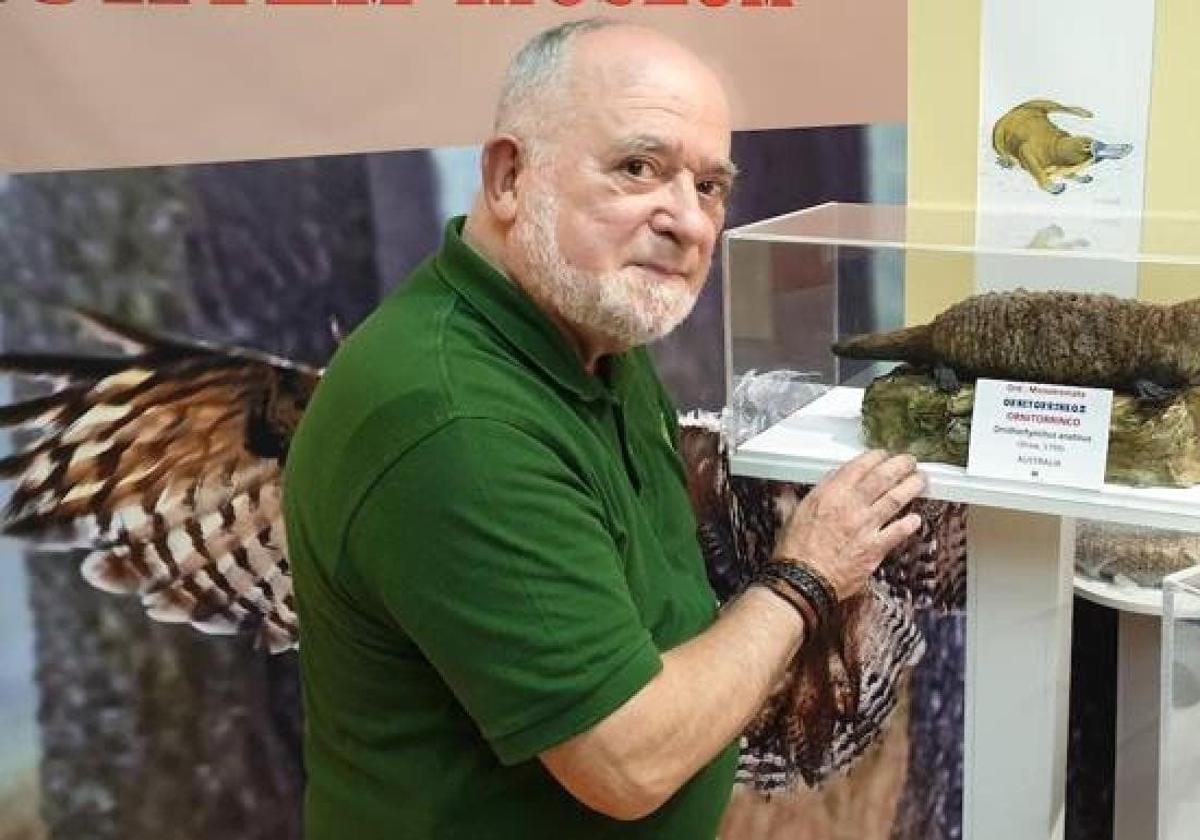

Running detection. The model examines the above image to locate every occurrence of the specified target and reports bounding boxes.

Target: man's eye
[622,158,653,178]
[698,179,730,201]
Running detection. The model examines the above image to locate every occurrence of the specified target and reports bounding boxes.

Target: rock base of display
[861,367,1200,488]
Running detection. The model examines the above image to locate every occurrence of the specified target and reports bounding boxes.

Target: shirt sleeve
[343,416,663,765]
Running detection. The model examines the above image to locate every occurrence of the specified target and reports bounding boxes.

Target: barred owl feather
[0,306,318,653]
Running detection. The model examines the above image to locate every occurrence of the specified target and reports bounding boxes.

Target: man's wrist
[743,584,806,655]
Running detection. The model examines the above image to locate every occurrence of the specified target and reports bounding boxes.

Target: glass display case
[724,202,1200,398]
[722,201,1200,531]
[1161,567,1200,840]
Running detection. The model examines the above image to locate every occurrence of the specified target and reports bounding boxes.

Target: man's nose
[650,173,714,249]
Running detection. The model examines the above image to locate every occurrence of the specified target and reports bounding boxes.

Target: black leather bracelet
[773,556,839,611]
[755,560,836,632]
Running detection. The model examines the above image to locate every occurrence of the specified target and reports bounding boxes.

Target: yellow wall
[1139,0,1200,304]
[906,0,982,323]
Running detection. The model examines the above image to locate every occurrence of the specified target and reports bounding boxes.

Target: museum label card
[967,379,1113,490]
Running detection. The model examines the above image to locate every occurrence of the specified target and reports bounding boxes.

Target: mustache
[634,253,700,276]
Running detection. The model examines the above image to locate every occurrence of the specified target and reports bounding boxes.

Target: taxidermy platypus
[992,99,1132,194]
[833,290,1200,396]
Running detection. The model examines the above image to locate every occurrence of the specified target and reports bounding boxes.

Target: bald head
[495,20,730,158]
[494,18,618,140]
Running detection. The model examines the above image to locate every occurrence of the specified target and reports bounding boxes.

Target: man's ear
[479,135,525,224]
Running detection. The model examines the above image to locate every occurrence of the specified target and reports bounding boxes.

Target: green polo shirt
[283,217,737,839]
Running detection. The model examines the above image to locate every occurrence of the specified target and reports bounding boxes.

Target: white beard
[512,188,701,351]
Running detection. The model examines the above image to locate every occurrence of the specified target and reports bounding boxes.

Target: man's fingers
[828,449,889,487]
[855,453,919,503]
[873,511,923,558]
[869,470,927,526]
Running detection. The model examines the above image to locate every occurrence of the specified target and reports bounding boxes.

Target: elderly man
[284,18,925,840]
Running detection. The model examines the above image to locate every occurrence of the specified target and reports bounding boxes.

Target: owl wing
[679,416,969,791]
[0,306,320,653]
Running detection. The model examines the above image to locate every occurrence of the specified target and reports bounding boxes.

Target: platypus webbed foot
[1133,378,1181,409]
[932,363,963,394]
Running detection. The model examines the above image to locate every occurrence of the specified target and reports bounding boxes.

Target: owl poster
[0,126,981,840]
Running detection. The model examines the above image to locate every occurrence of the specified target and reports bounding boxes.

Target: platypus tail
[1018,99,1094,119]
[832,324,936,364]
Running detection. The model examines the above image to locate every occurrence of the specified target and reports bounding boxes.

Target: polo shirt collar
[434,216,622,404]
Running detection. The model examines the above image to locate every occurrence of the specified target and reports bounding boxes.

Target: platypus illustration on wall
[833,289,1200,398]
[992,99,1132,194]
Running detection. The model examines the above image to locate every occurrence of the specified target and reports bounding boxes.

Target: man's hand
[772,450,926,600]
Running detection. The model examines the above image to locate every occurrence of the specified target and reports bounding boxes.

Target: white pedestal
[964,509,1073,840]
[729,387,1200,840]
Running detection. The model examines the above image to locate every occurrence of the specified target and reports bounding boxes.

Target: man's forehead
[569,29,730,119]
[578,80,732,169]
[574,24,719,84]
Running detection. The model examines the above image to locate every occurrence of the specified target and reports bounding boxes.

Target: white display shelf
[731,387,1200,533]
[1074,574,1166,616]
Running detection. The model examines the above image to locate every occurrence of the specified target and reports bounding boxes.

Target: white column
[965,508,1075,840]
